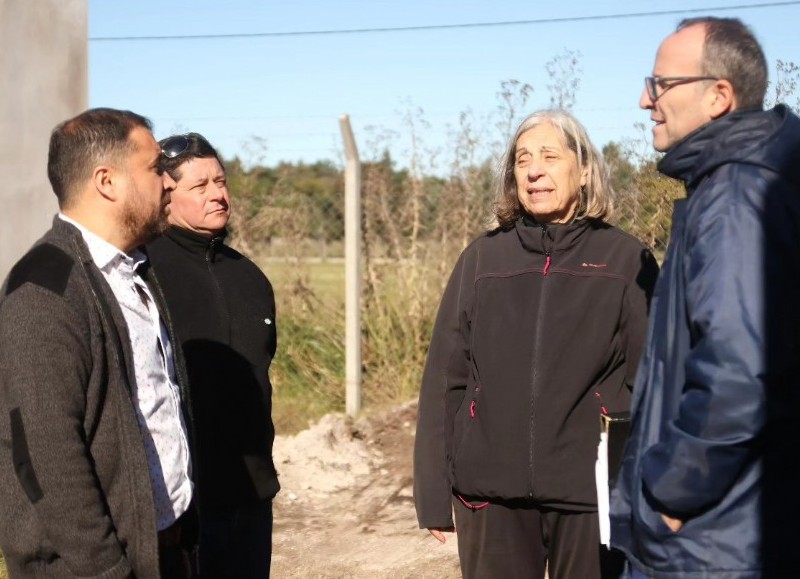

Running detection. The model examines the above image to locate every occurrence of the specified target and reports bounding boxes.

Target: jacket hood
[659,104,800,191]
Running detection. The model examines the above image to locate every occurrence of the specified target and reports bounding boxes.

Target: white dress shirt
[59,215,192,530]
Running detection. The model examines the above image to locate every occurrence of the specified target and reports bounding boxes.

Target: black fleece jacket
[414,217,658,529]
[147,226,279,510]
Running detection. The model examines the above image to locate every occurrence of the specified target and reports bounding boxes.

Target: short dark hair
[47,108,152,209]
[678,17,767,110]
[159,133,225,182]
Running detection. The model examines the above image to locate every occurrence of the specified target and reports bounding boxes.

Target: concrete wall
[0,0,87,279]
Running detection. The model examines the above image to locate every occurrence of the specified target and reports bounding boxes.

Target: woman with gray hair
[414,109,658,578]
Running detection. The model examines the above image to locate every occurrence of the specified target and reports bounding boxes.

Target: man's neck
[62,207,135,254]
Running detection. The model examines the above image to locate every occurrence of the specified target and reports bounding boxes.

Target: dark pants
[159,505,200,579]
[199,500,273,579]
[453,496,625,579]
[160,544,198,579]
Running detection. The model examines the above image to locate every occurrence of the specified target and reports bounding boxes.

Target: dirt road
[271,402,461,578]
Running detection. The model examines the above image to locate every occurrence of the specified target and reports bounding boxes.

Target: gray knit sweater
[0,218,193,578]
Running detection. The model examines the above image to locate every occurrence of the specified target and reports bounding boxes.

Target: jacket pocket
[452,386,481,463]
[10,407,44,503]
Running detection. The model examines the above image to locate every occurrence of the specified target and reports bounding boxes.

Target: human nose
[209,183,230,209]
[527,161,546,180]
[640,84,655,110]
[162,171,177,192]
[208,182,226,201]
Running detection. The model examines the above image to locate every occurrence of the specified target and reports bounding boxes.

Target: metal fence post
[339,115,362,417]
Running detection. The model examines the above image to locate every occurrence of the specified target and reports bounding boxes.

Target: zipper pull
[595,392,609,415]
[540,224,552,276]
[206,237,219,262]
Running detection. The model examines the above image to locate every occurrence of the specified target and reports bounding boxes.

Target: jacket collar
[515,214,591,254]
[51,215,106,268]
[658,105,796,192]
[57,214,147,273]
[163,226,228,261]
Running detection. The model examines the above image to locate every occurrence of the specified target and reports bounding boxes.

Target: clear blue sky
[89,1,799,169]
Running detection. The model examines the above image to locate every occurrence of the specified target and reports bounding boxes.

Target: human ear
[708,79,735,119]
[92,165,118,202]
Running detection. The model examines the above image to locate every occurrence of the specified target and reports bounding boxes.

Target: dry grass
[251,255,446,434]
[257,259,346,434]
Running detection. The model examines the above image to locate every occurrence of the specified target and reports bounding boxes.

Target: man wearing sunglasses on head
[0,108,199,578]
[147,133,279,578]
[610,17,800,578]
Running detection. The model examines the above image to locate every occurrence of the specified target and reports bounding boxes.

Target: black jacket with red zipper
[413,215,658,529]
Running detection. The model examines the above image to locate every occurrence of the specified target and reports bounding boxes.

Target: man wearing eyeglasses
[147,133,279,579]
[0,108,199,578]
[610,16,800,578]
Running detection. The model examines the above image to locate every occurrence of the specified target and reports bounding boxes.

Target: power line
[90,2,800,42]
[150,105,641,124]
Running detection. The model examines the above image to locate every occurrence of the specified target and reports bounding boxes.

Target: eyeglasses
[160,135,190,159]
[644,76,719,102]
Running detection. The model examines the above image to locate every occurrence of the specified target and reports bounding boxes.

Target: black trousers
[159,504,200,579]
[453,496,624,579]
[199,499,273,578]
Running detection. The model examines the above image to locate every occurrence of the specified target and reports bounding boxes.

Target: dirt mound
[272,401,460,578]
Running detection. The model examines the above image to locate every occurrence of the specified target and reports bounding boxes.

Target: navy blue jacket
[611,105,800,577]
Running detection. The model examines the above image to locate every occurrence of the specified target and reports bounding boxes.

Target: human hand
[428,526,455,544]
[661,513,684,532]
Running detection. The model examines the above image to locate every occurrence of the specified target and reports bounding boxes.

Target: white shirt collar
[58,214,148,273]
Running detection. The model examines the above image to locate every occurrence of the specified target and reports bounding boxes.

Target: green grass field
[257,259,348,433]
[261,259,345,303]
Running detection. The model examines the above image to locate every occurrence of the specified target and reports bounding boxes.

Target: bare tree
[766,59,800,112]
[495,79,534,146]
[546,49,582,111]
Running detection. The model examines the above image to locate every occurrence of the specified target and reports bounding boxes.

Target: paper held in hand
[595,411,631,547]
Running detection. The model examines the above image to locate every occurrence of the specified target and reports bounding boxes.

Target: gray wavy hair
[493,109,613,229]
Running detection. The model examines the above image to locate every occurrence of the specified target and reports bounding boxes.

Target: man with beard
[0,108,198,578]
[147,133,279,578]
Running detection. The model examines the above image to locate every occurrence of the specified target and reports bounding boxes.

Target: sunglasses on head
[160,135,191,159]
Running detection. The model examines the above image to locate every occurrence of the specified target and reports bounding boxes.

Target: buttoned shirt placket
[58,215,193,530]
[120,254,193,529]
